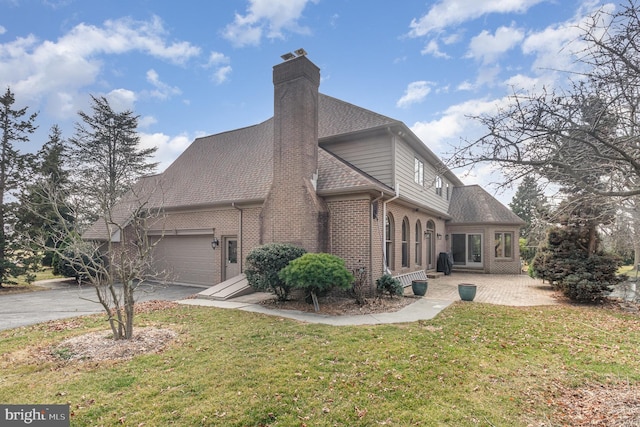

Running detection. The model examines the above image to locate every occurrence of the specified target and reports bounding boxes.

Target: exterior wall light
[211,228,219,250]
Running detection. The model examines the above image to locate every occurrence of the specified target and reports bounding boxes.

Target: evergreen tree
[509,175,547,239]
[16,125,73,268]
[59,95,160,340]
[68,95,157,221]
[0,87,37,287]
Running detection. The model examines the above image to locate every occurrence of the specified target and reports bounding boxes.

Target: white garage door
[152,235,215,286]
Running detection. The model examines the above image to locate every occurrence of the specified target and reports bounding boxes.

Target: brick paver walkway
[404,272,559,306]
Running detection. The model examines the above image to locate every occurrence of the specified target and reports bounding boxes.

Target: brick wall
[260,55,329,253]
[327,198,372,291]
[382,202,446,277]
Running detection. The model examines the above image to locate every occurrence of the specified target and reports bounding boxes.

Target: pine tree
[0,87,38,287]
[68,95,157,219]
[509,175,547,239]
[16,125,73,268]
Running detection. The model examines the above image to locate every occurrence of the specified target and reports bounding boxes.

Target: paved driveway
[0,280,203,331]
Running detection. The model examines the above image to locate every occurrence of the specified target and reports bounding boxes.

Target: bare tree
[449,1,640,199]
[31,176,168,340]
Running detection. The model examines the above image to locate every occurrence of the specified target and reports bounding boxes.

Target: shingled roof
[140,94,395,210]
[318,95,399,137]
[83,93,396,240]
[448,185,525,225]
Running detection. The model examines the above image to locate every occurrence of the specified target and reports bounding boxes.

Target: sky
[0,0,620,205]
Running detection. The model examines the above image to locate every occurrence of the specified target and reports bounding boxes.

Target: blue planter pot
[411,280,428,296]
[458,283,477,301]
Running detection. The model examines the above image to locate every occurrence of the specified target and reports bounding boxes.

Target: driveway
[0,280,203,331]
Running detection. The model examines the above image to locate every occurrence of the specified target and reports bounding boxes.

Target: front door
[426,231,434,269]
[223,237,239,280]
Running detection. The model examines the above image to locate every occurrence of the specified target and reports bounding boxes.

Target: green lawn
[1,302,638,426]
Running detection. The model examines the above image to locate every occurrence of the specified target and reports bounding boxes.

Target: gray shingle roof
[319,95,399,137]
[448,185,525,225]
[132,94,396,210]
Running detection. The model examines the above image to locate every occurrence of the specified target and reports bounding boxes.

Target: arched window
[385,214,394,269]
[402,217,410,268]
[415,220,422,266]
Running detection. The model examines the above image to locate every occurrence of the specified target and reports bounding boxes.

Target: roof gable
[448,185,524,225]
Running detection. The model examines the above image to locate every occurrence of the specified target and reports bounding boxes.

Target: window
[414,158,424,186]
[401,217,409,268]
[385,215,394,269]
[451,233,483,266]
[494,232,513,258]
[446,183,450,200]
[415,221,422,266]
[435,176,442,196]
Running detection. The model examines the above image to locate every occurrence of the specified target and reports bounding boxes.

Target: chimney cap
[280,48,308,62]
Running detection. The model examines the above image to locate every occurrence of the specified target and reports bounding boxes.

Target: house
[85,52,524,294]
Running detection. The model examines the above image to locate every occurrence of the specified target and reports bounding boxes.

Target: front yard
[0,300,639,426]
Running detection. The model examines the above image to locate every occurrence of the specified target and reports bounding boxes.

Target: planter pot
[412,279,428,296]
[458,283,477,301]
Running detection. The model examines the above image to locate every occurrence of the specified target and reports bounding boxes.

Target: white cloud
[146,69,182,100]
[138,115,158,129]
[466,25,524,64]
[397,81,434,108]
[410,97,508,152]
[140,132,193,172]
[0,26,6,35]
[421,39,450,58]
[0,16,200,119]
[408,0,547,37]
[205,51,232,84]
[222,0,318,47]
[213,65,233,84]
[105,88,137,112]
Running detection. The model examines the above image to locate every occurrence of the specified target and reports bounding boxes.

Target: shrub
[375,274,403,298]
[56,248,104,282]
[244,243,306,301]
[532,226,625,302]
[279,253,354,302]
[349,266,368,305]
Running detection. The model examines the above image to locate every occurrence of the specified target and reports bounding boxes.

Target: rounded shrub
[279,253,354,300]
[244,243,306,301]
[375,274,403,297]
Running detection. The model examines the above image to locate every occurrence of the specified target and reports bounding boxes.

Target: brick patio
[404,272,559,306]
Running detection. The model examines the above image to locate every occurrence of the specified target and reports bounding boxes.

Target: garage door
[152,235,215,286]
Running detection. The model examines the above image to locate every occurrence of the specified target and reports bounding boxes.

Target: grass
[0,302,639,426]
[0,267,62,291]
[619,264,638,276]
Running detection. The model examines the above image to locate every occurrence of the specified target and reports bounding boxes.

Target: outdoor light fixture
[211,228,219,250]
[445,234,450,241]
[437,233,442,240]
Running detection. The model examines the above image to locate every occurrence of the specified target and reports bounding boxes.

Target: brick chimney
[260,53,329,252]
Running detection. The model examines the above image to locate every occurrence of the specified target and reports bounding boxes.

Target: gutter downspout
[382,184,400,275]
[370,192,384,289]
[232,202,243,273]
